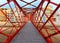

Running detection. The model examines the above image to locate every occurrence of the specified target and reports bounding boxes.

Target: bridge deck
[11,21,46,43]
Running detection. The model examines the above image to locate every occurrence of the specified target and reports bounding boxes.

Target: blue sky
[16,0,41,8]
[0,0,60,8]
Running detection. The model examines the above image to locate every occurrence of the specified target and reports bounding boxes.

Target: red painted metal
[30,0,60,43]
[0,0,28,43]
[40,4,60,30]
[0,0,60,43]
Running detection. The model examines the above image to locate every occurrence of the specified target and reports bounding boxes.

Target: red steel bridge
[0,0,60,43]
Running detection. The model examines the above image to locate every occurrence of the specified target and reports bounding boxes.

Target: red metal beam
[31,0,44,20]
[0,9,15,26]
[10,0,28,18]
[45,0,59,6]
[4,22,27,43]
[40,4,60,31]
[21,0,37,7]
[0,3,8,7]
[40,1,50,21]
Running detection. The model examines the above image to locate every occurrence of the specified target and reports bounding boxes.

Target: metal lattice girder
[0,0,28,43]
[20,0,37,7]
[0,0,60,43]
[31,0,60,43]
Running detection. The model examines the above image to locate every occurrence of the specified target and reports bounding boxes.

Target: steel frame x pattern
[20,0,37,7]
[30,0,60,43]
[0,0,28,43]
[0,0,60,43]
